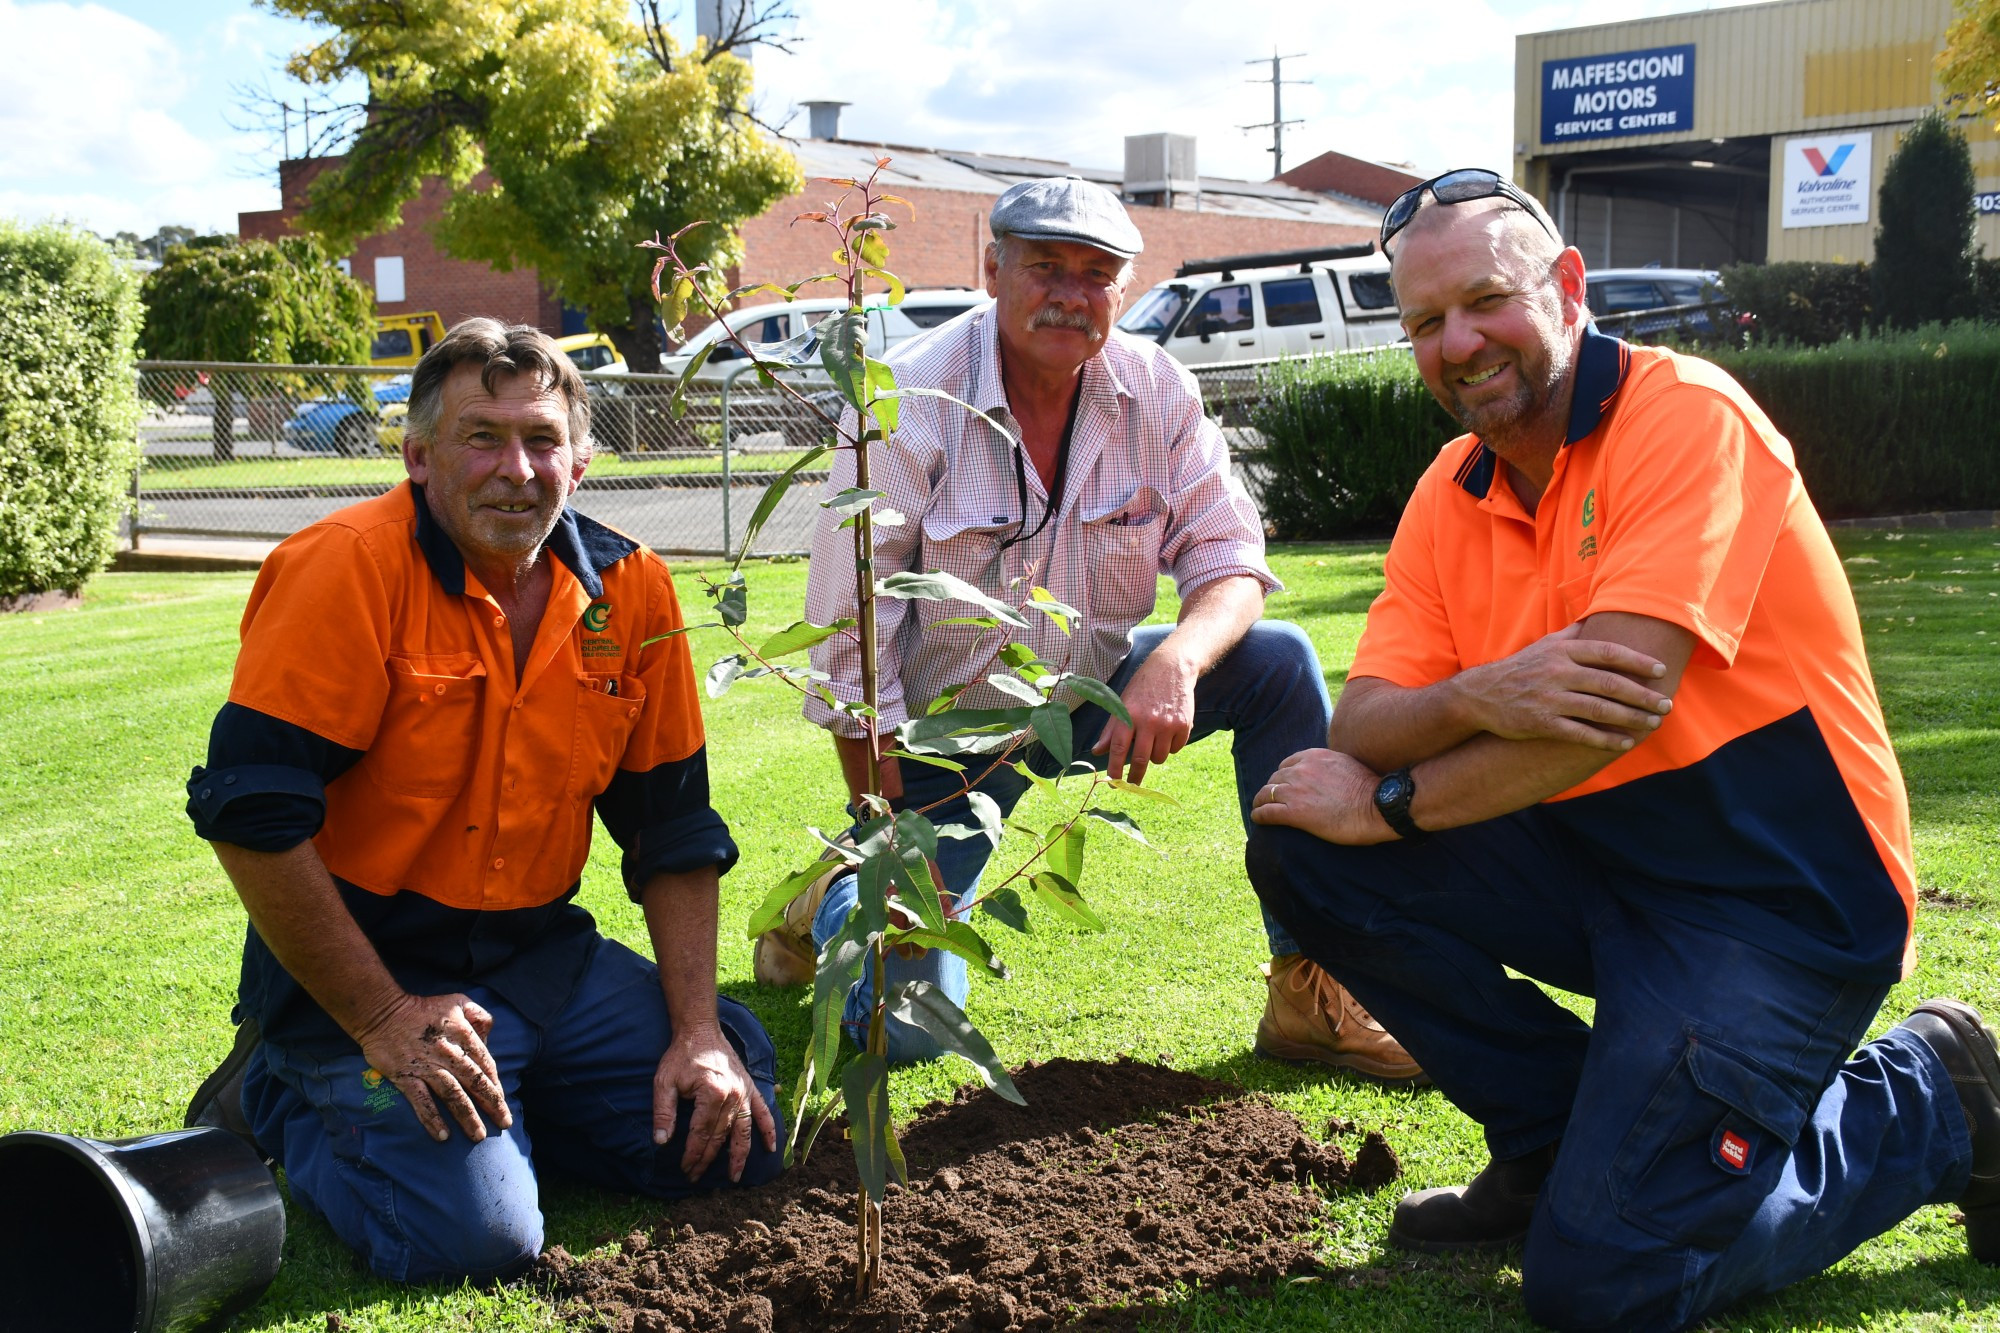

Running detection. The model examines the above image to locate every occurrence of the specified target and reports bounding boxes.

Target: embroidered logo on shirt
[582,600,623,657]
[1578,533,1598,561]
[1581,488,1598,528]
[360,1067,401,1115]
[583,601,612,632]
[1717,1129,1751,1171]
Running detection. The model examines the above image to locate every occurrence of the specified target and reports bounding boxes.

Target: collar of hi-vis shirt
[958,305,1136,506]
[409,482,636,685]
[1450,323,1631,520]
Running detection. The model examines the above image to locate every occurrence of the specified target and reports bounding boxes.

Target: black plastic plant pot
[0,1126,285,1333]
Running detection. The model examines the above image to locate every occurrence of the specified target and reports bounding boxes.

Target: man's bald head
[1390,195,1564,296]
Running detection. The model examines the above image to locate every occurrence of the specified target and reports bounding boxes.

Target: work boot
[1388,1140,1559,1253]
[1899,998,2000,1264]
[183,1014,263,1156]
[752,857,845,988]
[1254,953,1426,1085]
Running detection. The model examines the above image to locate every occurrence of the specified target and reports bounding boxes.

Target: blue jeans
[815,620,1330,1062]
[1246,811,1973,1333]
[241,937,783,1285]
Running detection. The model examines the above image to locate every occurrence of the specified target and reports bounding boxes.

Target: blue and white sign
[1541,44,1696,144]
[1977,191,2000,215]
[1782,135,1872,229]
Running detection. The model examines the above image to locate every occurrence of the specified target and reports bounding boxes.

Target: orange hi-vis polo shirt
[1351,327,1915,983]
[188,482,734,1052]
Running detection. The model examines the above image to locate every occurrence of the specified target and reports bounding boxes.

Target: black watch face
[1377,773,1411,807]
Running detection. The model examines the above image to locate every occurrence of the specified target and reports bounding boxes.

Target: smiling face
[1390,200,1587,457]
[403,362,587,571]
[985,236,1132,383]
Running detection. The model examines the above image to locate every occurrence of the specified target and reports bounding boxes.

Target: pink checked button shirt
[803,309,1278,739]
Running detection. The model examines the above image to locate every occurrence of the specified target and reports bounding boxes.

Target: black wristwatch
[1373,767,1427,842]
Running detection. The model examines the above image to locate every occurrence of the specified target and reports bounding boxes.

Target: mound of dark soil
[538,1057,1400,1332]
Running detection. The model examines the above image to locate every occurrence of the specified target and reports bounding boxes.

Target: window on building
[336,258,352,277]
[1261,277,1322,327]
[1176,284,1253,337]
[374,256,406,303]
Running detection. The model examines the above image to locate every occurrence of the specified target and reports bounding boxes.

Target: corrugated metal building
[1514,0,1999,268]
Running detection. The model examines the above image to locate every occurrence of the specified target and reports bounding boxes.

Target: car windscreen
[371,329,413,359]
[1118,285,1191,339]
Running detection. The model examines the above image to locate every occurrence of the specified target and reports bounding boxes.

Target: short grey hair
[405,318,591,455]
[987,234,1136,288]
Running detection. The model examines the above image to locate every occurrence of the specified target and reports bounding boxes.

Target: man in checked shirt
[760,176,1421,1080]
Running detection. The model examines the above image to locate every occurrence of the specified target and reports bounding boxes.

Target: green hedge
[1700,322,2000,519]
[1248,325,2000,537]
[1247,351,1457,539]
[1717,261,1873,346]
[0,222,142,599]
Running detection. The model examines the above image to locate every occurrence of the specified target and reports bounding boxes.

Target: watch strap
[1374,767,1427,842]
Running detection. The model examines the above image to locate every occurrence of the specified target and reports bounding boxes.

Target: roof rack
[1173,242,1377,281]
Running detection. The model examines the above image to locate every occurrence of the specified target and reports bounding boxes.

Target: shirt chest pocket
[920,513,1012,595]
[1557,570,1596,625]
[570,672,648,800]
[366,655,487,798]
[1080,489,1167,624]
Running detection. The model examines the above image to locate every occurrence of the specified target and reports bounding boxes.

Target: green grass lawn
[1,530,1996,1331]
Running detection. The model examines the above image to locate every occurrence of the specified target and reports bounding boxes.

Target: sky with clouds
[0,0,1768,238]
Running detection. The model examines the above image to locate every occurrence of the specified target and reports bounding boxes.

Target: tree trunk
[211,384,236,462]
[607,293,666,374]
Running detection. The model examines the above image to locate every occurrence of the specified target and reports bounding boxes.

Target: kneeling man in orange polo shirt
[183,320,780,1284]
[1245,171,1999,1331]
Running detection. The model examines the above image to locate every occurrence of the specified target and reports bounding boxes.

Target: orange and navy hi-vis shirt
[1351,326,1915,983]
[187,482,734,1052]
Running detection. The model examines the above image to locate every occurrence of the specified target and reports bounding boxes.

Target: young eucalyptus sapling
[640,160,1166,1296]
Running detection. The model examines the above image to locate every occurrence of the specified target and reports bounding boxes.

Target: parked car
[1585,267,1725,337]
[284,377,411,456]
[662,289,990,383]
[370,312,447,368]
[1118,245,1404,366]
[556,331,626,374]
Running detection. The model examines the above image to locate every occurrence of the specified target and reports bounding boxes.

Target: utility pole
[1242,49,1308,178]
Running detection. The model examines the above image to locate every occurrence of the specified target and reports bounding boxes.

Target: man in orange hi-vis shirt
[181,321,780,1284]
[1245,170,1998,1331]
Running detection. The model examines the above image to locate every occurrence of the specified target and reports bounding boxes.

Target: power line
[1241,50,1308,178]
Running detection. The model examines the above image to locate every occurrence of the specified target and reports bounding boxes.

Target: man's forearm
[641,866,724,1038]
[1405,733,1621,832]
[1329,675,1484,772]
[210,841,406,1041]
[1161,574,1265,674]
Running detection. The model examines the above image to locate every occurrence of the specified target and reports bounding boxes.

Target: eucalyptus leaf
[821,488,883,517]
[985,673,1047,706]
[811,920,867,1091]
[897,706,1034,746]
[733,446,829,572]
[1086,807,1154,848]
[1107,776,1180,804]
[998,643,1043,672]
[981,885,1031,933]
[1057,673,1132,727]
[706,654,747,698]
[877,570,1030,627]
[883,749,966,774]
[1045,821,1087,886]
[818,308,868,411]
[841,1053,895,1200]
[746,861,831,939]
[1029,701,1073,768]
[757,618,855,659]
[713,575,747,627]
[885,980,1025,1104]
[964,789,1004,846]
[1030,871,1106,932]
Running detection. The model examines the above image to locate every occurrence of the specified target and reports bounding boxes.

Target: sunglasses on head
[1380,168,1561,256]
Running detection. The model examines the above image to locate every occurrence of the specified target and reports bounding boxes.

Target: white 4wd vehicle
[664,289,989,383]
[1118,244,1404,365]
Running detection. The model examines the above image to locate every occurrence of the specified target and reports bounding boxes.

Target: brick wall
[735,183,1377,305]
[239,157,562,333]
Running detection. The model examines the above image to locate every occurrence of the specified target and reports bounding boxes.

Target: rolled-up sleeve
[1156,370,1280,599]
[186,702,364,851]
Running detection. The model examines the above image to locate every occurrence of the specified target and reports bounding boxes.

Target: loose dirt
[539,1057,1400,1332]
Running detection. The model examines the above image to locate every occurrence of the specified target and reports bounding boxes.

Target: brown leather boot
[1388,1141,1558,1253]
[751,858,845,988]
[1254,953,1426,1085]
[1901,998,2000,1264]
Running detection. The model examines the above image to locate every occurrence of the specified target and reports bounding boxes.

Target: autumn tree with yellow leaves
[258,0,802,370]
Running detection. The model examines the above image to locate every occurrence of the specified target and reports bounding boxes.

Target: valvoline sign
[1782,134,1873,229]
[1540,44,1696,144]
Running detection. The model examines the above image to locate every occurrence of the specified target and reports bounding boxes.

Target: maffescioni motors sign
[1781,134,1873,229]
[1540,44,1696,144]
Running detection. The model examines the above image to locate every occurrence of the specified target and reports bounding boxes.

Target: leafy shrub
[1246,351,1458,539]
[1718,260,1873,346]
[1699,321,2000,518]
[1873,111,1978,330]
[0,221,143,600]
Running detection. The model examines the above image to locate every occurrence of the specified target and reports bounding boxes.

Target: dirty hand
[1250,749,1398,846]
[653,1025,776,1182]
[1093,647,1196,784]
[1455,623,1671,750]
[352,991,511,1144]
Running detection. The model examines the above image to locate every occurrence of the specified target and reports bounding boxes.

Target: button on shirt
[803,309,1277,737]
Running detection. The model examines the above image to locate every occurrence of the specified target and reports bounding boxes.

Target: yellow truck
[369,312,448,367]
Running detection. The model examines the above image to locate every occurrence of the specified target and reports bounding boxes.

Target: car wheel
[335,416,373,458]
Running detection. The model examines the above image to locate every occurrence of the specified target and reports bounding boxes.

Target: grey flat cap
[989,175,1144,260]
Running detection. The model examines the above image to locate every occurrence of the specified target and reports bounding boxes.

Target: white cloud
[746,0,1770,183]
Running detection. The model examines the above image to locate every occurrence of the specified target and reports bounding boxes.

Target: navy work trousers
[1247,809,1973,1332]
[242,936,783,1285]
